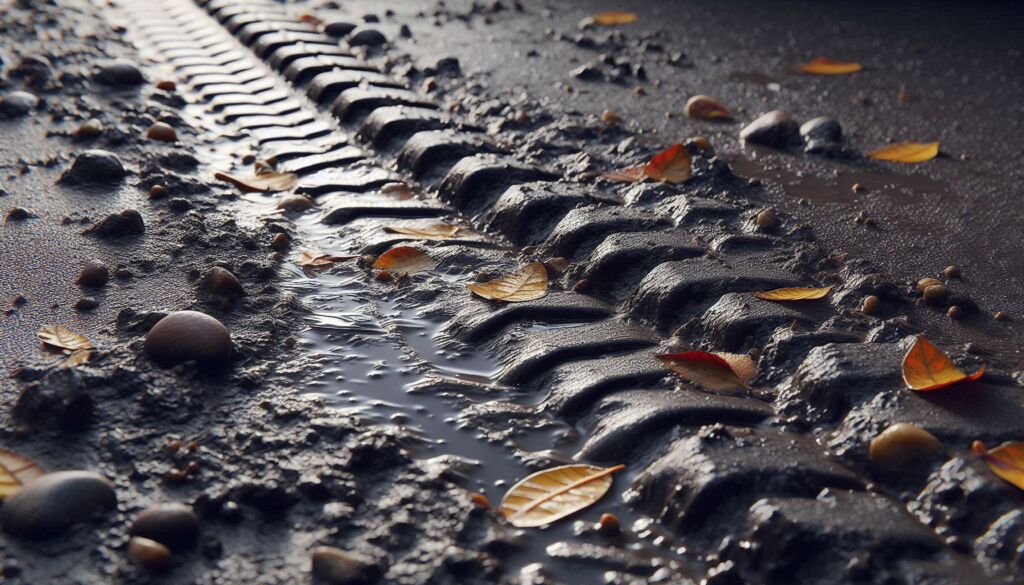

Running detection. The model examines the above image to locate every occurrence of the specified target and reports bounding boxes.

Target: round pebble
[943,265,961,279]
[86,209,144,238]
[130,503,200,552]
[869,423,943,476]
[60,150,126,184]
[76,260,110,288]
[1,471,116,539]
[75,297,98,311]
[146,122,177,142]
[596,513,620,536]
[94,62,145,86]
[0,91,40,118]
[144,310,232,368]
[149,185,167,199]
[799,117,842,143]
[209,267,244,297]
[861,295,882,316]
[324,20,358,37]
[277,194,313,212]
[347,27,387,47]
[155,80,176,91]
[311,546,375,584]
[739,110,800,149]
[947,305,963,319]
[915,278,942,294]
[128,536,173,572]
[755,208,779,231]
[923,284,949,306]
[683,94,730,119]
[74,118,103,140]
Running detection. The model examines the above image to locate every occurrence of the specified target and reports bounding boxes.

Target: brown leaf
[0,448,46,500]
[215,170,297,193]
[799,57,863,75]
[581,11,638,27]
[973,441,1024,492]
[38,325,93,351]
[372,246,438,275]
[380,182,415,200]
[383,224,471,240]
[499,464,625,528]
[602,144,691,185]
[468,262,549,302]
[902,335,985,391]
[684,95,731,120]
[754,286,833,301]
[867,142,940,163]
[656,351,756,392]
[62,349,93,367]
[296,248,358,269]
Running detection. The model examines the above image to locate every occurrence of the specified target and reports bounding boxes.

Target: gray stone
[76,259,110,287]
[1,471,116,539]
[85,209,144,238]
[60,150,127,184]
[0,91,39,118]
[346,27,386,47]
[94,61,145,86]
[144,310,232,368]
[739,110,800,148]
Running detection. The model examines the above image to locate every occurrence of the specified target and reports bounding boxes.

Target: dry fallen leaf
[0,448,46,500]
[215,170,297,193]
[581,11,638,27]
[602,144,691,185]
[902,335,985,391]
[684,95,731,120]
[383,224,469,240]
[656,351,756,392]
[296,248,358,269]
[499,463,625,528]
[373,246,438,275]
[754,286,833,301]
[799,57,863,75]
[867,142,940,164]
[468,262,549,302]
[62,349,93,367]
[38,325,93,352]
[973,441,1024,492]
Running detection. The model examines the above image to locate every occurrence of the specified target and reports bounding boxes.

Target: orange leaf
[468,262,548,302]
[973,441,1024,492]
[373,246,437,275]
[656,351,756,392]
[602,144,691,185]
[296,248,358,269]
[902,335,985,391]
[754,286,833,301]
[799,57,863,75]
[684,95,731,120]
[867,142,940,164]
[215,170,297,193]
[0,448,46,500]
[582,11,638,27]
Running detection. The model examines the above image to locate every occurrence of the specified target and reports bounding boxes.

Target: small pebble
[95,61,145,86]
[5,208,31,222]
[128,536,173,572]
[0,91,40,118]
[601,109,621,123]
[144,311,232,368]
[739,110,800,148]
[1,471,116,539]
[146,122,177,142]
[851,183,866,193]
[208,267,244,298]
[347,27,387,47]
[947,305,963,319]
[683,94,730,119]
[311,546,376,585]
[130,503,200,552]
[324,21,358,37]
[470,493,491,509]
[755,208,779,231]
[277,194,313,212]
[596,513,620,536]
[943,265,961,279]
[86,209,144,238]
[915,278,942,294]
[994,311,1010,321]
[75,297,98,311]
[76,260,110,288]
[861,295,881,316]
[74,118,103,140]
[60,150,126,184]
[923,284,949,306]
[868,423,943,476]
[149,185,167,199]
[270,233,289,251]
[155,80,176,91]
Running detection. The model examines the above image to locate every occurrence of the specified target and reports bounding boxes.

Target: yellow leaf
[656,351,756,392]
[383,224,471,240]
[974,441,1024,492]
[468,262,549,302]
[0,448,46,500]
[38,325,93,351]
[867,142,940,163]
[799,57,863,75]
[754,286,833,301]
[62,349,92,367]
[296,248,358,269]
[902,335,985,391]
[684,95,731,120]
[215,170,297,192]
[582,11,638,27]
[499,464,625,528]
[372,246,437,275]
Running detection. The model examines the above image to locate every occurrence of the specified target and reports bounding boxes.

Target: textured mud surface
[2,0,1023,584]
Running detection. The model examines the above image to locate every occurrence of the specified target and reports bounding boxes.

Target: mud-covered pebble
[740,110,800,148]
[683,94,729,119]
[311,546,377,584]
[94,61,145,86]
[144,310,231,368]
[868,423,943,476]
[277,194,313,212]
[1,471,116,539]
[923,284,949,306]
[861,295,881,315]
[60,150,126,184]
[74,118,103,139]
[86,209,144,238]
[129,536,173,572]
[146,122,177,142]
[130,503,200,552]
[76,260,110,287]
[0,91,40,118]
[347,27,387,47]
[208,267,244,298]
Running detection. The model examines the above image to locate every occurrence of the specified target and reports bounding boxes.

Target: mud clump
[1,471,116,539]
[60,150,127,184]
[144,310,232,368]
[85,209,144,237]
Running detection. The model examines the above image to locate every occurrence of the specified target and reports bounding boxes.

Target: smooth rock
[739,110,800,148]
[277,194,313,212]
[60,150,126,184]
[86,209,144,238]
[144,310,231,368]
[74,118,104,139]
[800,117,842,142]
[311,546,378,584]
[1,471,116,539]
[0,91,39,118]
[347,27,387,47]
[128,536,173,572]
[208,267,244,298]
[324,21,358,37]
[130,503,200,552]
[146,122,177,142]
[95,61,145,86]
[76,259,110,287]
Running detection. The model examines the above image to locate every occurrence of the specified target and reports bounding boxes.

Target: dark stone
[144,310,232,368]
[94,61,145,86]
[1,471,116,539]
[739,110,801,148]
[60,150,126,184]
[85,209,144,238]
[434,57,461,77]
[800,117,843,154]
[76,259,110,287]
[75,297,98,311]
[347,27,387,47]
[571,64,603,81]
[0,91,40,118]
[130,503,201,552]
[324,21,358,37]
